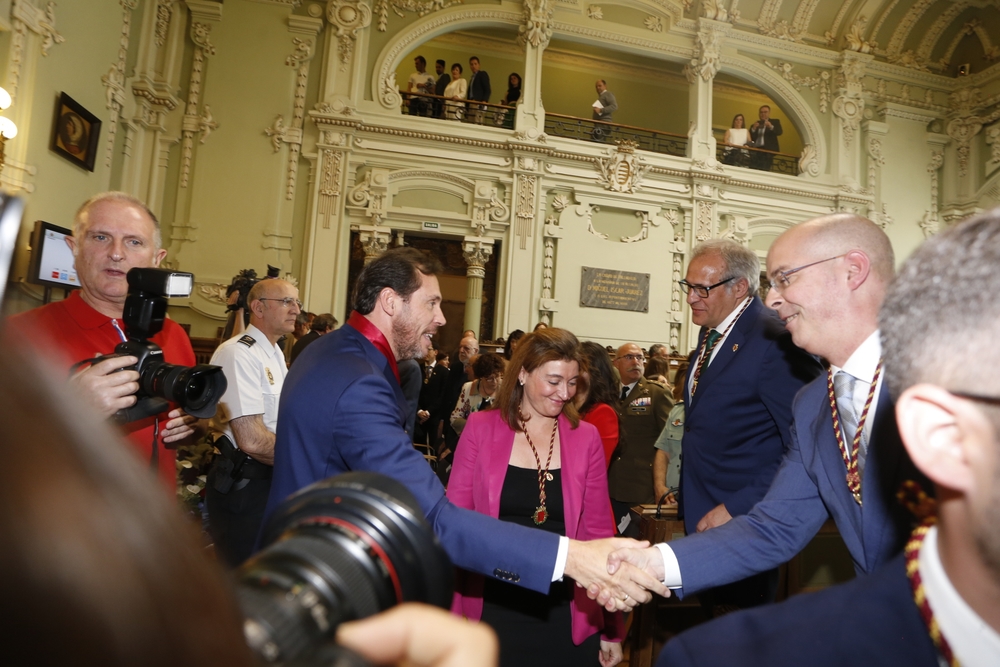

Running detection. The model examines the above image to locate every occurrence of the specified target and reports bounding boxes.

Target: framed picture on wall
[51,92,101,172]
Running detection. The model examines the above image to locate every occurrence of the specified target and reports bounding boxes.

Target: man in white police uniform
[207,278,300,566]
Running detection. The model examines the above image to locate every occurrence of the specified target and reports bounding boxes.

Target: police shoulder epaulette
[237,334,256,348]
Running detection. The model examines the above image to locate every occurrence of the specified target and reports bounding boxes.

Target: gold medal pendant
[533,505,548,525]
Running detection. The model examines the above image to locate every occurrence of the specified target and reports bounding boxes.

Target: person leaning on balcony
[722,113,751,166]
[444,62,468,121]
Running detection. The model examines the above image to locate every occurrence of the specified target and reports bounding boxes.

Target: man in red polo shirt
[7,192,198,493]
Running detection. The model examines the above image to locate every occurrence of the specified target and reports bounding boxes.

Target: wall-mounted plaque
[580,267,649,312]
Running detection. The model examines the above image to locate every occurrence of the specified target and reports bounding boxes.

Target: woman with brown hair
[448,328,623,667]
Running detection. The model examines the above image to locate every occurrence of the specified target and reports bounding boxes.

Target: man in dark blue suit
[656,209,1000,666]
[601,214,923,607]
[266,248,665,608]
[675,240,821,613]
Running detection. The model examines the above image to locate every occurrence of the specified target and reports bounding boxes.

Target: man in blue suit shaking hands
[267,247,665,609]
[601,214,926,608]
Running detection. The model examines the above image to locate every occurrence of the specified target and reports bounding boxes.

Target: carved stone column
[356,225,391,265]
[515,0,555,133]
[684,19,728,164]
[830,51,871,187]
[463,237,495,337]
[321,0,372,107]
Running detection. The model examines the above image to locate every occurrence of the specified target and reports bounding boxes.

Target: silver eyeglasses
[259,297,303,309]
[678,277,735,299]
[769,255,845,293]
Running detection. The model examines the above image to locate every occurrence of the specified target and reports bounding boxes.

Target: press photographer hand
[71,354,139,418]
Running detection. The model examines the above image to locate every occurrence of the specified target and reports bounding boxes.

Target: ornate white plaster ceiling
[707,0,1000,76]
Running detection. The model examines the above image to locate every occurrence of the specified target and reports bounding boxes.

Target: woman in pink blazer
[448,328,624,667]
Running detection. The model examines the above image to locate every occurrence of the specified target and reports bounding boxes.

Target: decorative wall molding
[7,0,67,104]
[514,173,538,250]
[920,151,944,237]
[276,36,317,199]
[318,147,345,229]
[373,0,459,33]
[621,210,661,243]
[348,167,389,225]
[762,60,830,113]
[518,0,555,49]
[684,22,723,83]
[694,198,715,241]
[100,0,137,168]
[155,0,172,46]
[328,0,372,71]
[832,52,869,147]
[586,5,602,20]
[798,144,818,176]
[180,20,217,188]
[595,140,648,194]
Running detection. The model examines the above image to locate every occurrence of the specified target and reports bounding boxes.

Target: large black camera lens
[143,361,227,419]
[236,472,453,664]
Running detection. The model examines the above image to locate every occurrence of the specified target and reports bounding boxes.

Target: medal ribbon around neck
[905,520,959,667]
[521,413,557,525]
[690,296,753,396]
[826,361,881,506]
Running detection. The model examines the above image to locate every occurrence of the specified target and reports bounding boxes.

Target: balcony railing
[713,130,799,175]
[400,91,516,128]
[397,94,799,175]
[544,113,688,157]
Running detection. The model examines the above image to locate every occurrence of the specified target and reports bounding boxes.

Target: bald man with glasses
[599,215,931,619]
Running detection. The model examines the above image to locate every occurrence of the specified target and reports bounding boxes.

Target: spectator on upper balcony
[497,73,521,129]
[592,80,618,142]
[749,105,783,172]
[407,55,436,117]
[434,59,450,118]
[467,56,491,125]
[444,63,468,121]
[722,113,751,167]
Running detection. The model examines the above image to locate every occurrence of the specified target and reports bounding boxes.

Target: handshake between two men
[569,538,669,612]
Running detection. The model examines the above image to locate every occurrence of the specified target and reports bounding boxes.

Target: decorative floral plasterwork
[844,15,876,54]
[199,105,217,143]
[38,1,65,56]
[920,151,944,238]
[798,144,818,177]
[595,140,648,194]
[890,50,930,73]
[265,115,287,152]
[760,19,800,42]
[587,5,602,19]
[763,61,830,113]
[644,15,662,32]
[373,0,461,32]
[701,0,730,23]
[155,0,172,46]
[684,27,721,83]
[621,210,661,243]
[328,0,372,69]
[518,0,555,49]
[986,123,1000,169]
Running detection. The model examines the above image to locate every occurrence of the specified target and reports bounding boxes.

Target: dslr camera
[91,267,228,424]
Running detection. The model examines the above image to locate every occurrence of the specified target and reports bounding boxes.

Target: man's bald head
[774,213,895,284]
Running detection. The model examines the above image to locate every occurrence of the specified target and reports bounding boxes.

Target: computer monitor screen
[27,221,79,290]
